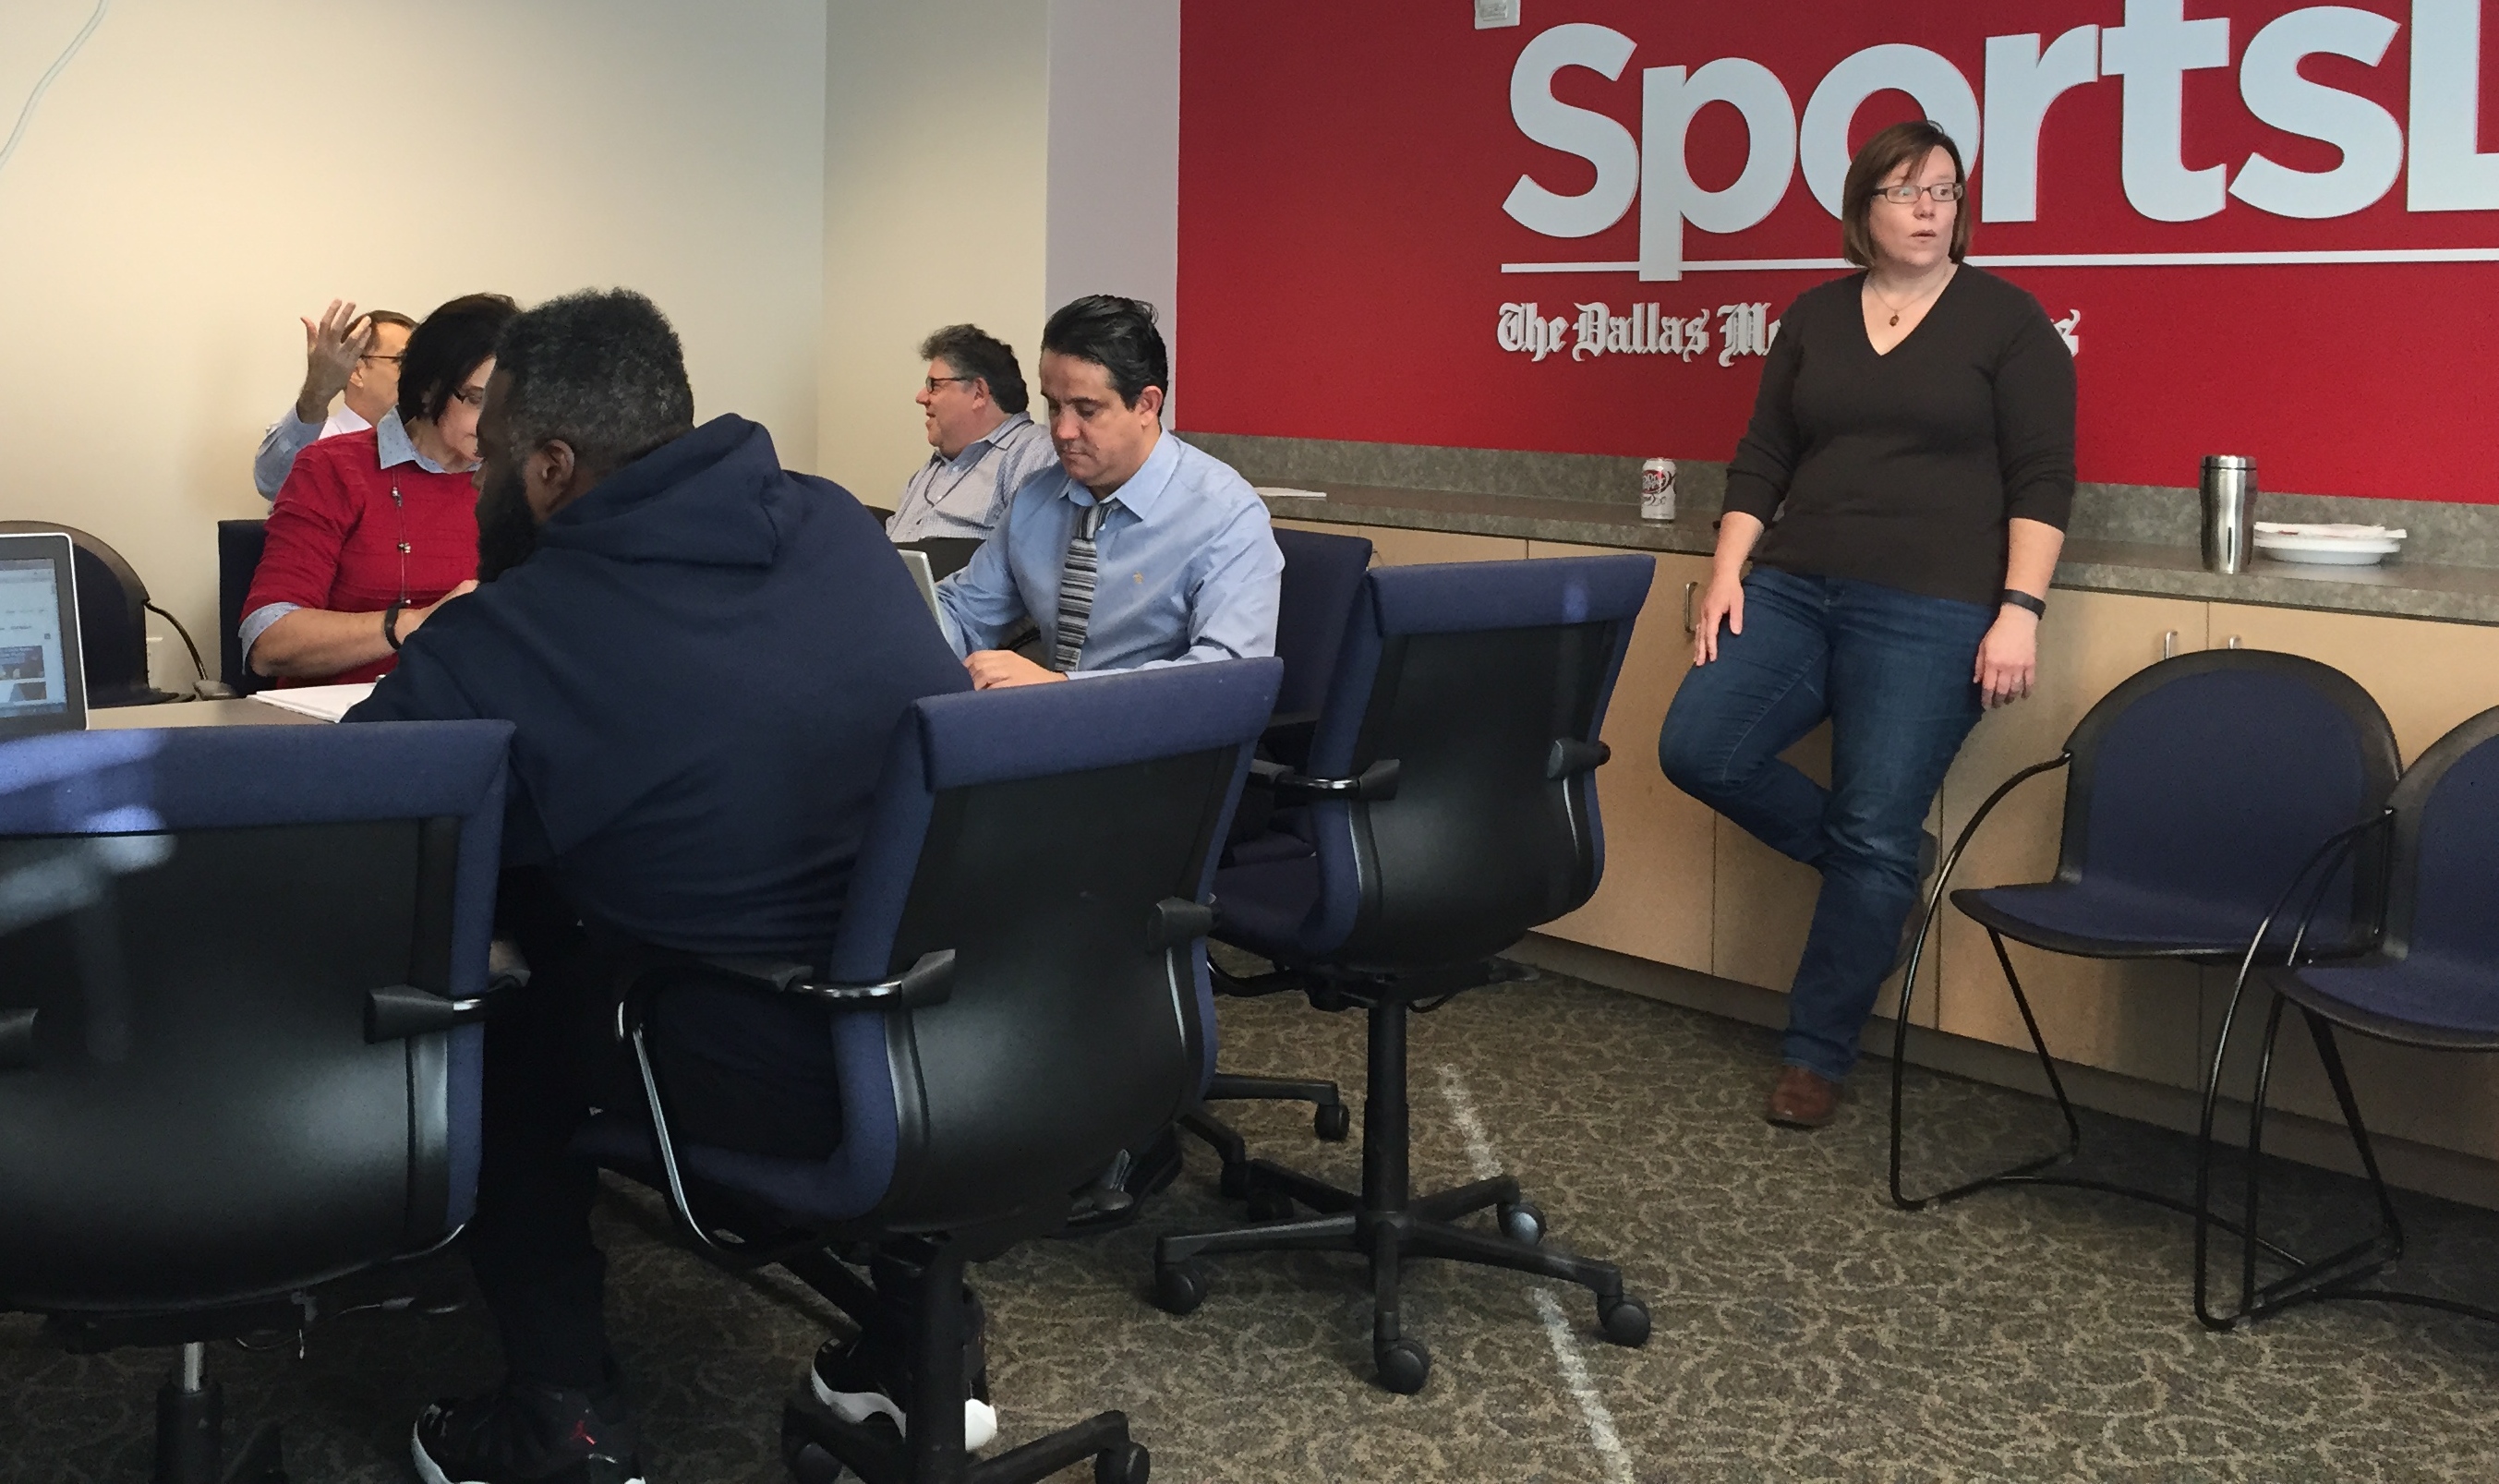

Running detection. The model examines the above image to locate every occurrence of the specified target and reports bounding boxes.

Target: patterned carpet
[7,962,2499,1483]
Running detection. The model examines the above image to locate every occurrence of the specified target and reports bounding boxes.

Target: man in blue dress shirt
[934,294,1282,686]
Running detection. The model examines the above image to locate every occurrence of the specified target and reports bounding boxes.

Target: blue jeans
[1659,569,1995,1082]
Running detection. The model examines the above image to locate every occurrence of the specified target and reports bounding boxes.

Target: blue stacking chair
[0,720,513,1484]
[581,659,1280,1484]
[1889,650,2401,1235]
[2193,704,2499,1330]
[1181,525,1377,1195]
[1151,556,1657,1394]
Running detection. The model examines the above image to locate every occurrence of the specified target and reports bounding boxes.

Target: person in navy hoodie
[351,289,969,1484]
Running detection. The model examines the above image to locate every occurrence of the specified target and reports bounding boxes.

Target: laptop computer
[0,531,87,739]
[899,549,941,618]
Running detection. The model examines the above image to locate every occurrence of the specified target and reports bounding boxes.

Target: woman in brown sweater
[1658,120,2077,1128]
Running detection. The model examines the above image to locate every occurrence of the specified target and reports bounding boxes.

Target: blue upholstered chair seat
[1213,848,1322,959]
[2279,954,2499,1044]
[1958,879,2348,959]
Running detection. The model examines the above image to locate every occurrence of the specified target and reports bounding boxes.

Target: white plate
[2253,534,2401,566]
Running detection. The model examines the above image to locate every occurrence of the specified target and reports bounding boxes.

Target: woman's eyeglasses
[1877,182,1962,204]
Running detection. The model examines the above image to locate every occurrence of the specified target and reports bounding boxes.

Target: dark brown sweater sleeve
[1720,295,1809,526]
[1994,298,2078,531]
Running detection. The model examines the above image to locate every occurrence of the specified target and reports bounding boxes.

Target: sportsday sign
[1177,0,2499,501]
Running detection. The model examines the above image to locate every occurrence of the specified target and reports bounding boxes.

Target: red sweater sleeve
[246,445,356,613]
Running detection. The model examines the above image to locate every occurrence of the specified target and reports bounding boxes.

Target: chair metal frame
[1886,653,2397,1277]
[2191,709,2499,1332]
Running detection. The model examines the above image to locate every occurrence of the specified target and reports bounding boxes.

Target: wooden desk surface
[87,698,327,729]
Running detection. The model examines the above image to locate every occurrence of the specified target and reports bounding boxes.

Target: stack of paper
[246,682,376,722]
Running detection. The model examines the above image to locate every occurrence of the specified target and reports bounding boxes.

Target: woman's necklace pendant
[1888,313,1901,326]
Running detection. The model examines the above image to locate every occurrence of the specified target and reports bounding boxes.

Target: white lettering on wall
[2102,0,2234,222]
[2230,6,2404,218]
[1639,60,1796,280]
[1498,300,1780,363]
[1502,24,1641,237]
[1799,45,1985,217]
[1497,301,1575,360]
[1501,3,2499,267]
[1982,27,2101,223]
[2408,0,2499,211]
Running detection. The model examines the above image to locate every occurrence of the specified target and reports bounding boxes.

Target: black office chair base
[154,1345,286,1484]
[1153,982,1649,1394]
[1180,1079,1351,1201]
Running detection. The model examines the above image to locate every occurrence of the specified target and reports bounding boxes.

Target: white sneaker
[809,1337,997,1451]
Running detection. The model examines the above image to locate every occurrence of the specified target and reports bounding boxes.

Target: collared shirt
[240,409,476,682]
[935,430,1282,674]
[885,411,1056,542]
[253,402,372,500]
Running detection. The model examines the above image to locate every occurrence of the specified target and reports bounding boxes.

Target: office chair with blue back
[0,718,513,1484]
[1889,650,2401,1241]
[1179,525,1377,1196]
[1152,555,1657,1394]
[578,659,1281,1484]
[2192,703,2499,1330]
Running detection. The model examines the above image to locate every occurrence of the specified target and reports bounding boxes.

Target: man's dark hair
[493,288,695,475]
[1040,295,1167,410]
[917,323,1028,416]
[399,293,519,426]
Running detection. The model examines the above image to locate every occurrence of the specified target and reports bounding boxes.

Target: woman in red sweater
[243,293,518,684]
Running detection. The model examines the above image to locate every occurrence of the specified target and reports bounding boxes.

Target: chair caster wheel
[1497,1200,1544,1246]
[1313,1103,1352,1141]
[1217,1162,1250,1200]
[1373,1336,1431,1394]
[1245,1189,1294,1222]
[1152,1260,1209,1316]
[1599,1295,1651,1347]
[1094,1440,1152,1484]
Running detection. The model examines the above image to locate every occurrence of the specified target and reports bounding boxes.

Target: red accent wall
[1178,1,2499,501]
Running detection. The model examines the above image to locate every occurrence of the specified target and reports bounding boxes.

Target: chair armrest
[1546,738,1611,778]
[364,973,522,1043]
[624,949,958,1017]
[1249,757,1401,803]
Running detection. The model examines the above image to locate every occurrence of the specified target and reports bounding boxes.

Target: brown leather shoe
[1764,1066,1841,1128]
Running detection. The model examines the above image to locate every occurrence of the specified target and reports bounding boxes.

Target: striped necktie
[1051,498,1115,672]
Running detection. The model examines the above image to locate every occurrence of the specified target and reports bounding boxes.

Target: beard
[474,461,541,583]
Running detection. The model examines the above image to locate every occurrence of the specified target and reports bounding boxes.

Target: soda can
[1640,458,1676,522]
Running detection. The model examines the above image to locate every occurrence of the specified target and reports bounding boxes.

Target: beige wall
[819,0,1051,506]
[0,0,827,680]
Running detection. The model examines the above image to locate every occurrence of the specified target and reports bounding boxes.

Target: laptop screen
[0,533,86,738]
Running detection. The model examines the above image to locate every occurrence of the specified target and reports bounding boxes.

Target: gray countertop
[1256,483,2499,628]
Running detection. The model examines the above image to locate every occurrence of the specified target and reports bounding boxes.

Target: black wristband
[382,598,406,651]
[2000,588,2046,618]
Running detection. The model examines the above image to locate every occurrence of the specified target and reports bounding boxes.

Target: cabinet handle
[2227,634,2243,650]
[1682,580,1698,635]
[2161,630,2178,659]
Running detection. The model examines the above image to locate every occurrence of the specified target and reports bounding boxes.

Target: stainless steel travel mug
[2201,455,2257,574]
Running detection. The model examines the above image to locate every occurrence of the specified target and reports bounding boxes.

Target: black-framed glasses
[451,386,488,410]
[359,353,403,364]
[922,375,973,394]
[1877,181,1963,204]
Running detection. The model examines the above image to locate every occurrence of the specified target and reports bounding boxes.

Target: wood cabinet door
[1527,544,1715,972]
[1933,591,2211,1088]
[2197,605,2499,1159]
